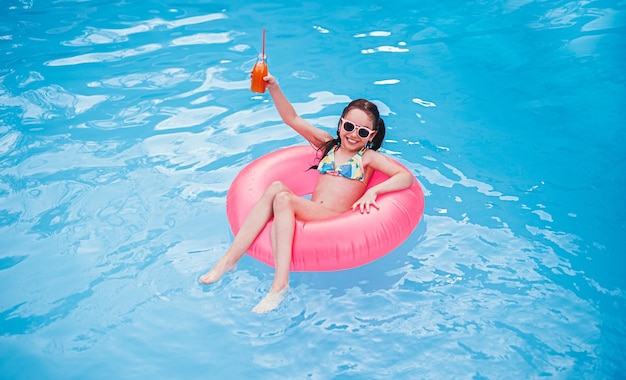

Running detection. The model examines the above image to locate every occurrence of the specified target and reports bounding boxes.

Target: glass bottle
[250,54,268,93]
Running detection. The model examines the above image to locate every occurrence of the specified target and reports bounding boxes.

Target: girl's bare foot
[199,258,236,284]
[252,286,289,314]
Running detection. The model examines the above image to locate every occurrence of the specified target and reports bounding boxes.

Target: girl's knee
[272,190,294,212]
[265,181,288,196]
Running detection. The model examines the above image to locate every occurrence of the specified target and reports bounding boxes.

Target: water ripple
[63,13,227,46]
[45,43,163,66]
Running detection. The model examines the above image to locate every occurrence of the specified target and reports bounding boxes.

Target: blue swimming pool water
[1,0,625,378]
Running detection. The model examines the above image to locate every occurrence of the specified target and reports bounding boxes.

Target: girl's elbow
[402,171,415,187]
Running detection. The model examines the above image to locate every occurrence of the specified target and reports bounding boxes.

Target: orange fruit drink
[250,55,268,93]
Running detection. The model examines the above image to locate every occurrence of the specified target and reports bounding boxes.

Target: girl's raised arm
[265,75,333,149]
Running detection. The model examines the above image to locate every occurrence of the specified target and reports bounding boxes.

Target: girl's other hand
[351,190,379,214]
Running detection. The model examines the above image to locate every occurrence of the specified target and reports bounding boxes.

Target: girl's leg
[199,181,290,284]
[251,215,290,314]
[267,191,297,293]
[252,191,339,313]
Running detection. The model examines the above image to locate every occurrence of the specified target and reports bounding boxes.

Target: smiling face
[338,109,376,150]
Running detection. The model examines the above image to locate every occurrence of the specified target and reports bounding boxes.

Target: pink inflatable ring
[226,145,425,271]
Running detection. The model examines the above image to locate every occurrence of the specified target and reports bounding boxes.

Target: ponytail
[370,117,385,151]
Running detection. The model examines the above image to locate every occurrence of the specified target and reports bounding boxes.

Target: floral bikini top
[317,146,366,183]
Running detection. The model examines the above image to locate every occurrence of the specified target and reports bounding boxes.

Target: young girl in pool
[200,74,415,313]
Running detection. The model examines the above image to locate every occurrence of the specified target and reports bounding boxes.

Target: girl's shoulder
[362,149,400,171]
[362,148,384,161]
[361,148,386,169]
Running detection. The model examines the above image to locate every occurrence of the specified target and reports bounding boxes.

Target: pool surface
[1,0,625,378]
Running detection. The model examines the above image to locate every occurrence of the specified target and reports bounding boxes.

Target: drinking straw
[262,28,266,59]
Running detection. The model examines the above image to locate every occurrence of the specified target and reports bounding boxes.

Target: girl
[200,74,415,313]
